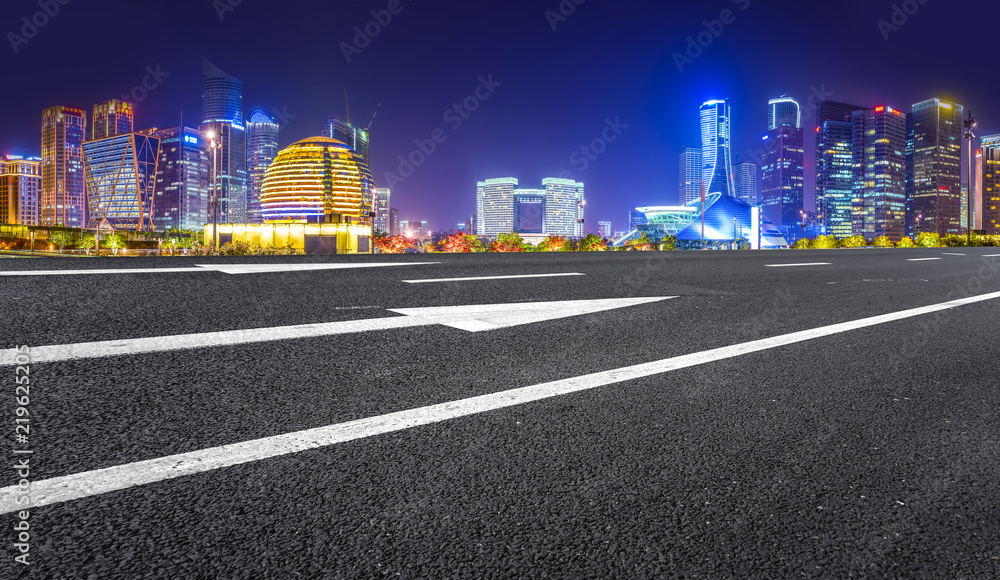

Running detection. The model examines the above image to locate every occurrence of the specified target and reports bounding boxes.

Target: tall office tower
[700,100,735,197]
[1,156,42,225]
[151,127,210,231]
[960,185,969,230]
[679,146,703,204]
[910,98,963,236]
[464,216,473,235]
[542,177,585,236]
[851,106,908,241]
[83,133,161,230]
[199,59,247,224]
[905,114,915,235]
[477,178,517,237]
[768,97,801,130]
[974,146,983,231]
[816,100,865,237]
[981,134,1000,234]
[92,99,134,141]
[734,161,758,205]
[598,221,612,238]
[326,116,370,168]
[389,208,400,236]
[373,188,390,232]
[40,106,87,227]
[761,115,804,236]
[246,108,279,224]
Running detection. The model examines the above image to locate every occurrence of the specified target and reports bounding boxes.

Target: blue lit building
[83,133,161,230]
[200,59,247,224]
[816,100,865,238]
[152,127,210,232]
[761,97,804,241]
[246,108,279,224]
[700,99,735,197]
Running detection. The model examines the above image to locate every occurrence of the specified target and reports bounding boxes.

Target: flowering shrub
[490,233,525,253]
[536,236,570,252]
[376,235,416,254]
[810,235,838,249]
[837,235,867,248]
[870,235,893,248]
[438,234,485,253]
[914,232,940,248]
[896,237,915,248]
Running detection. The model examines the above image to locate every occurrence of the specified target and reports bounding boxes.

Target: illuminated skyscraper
[476,177,583,237]
[816,100,865,238]
[92,99,134,141]
[981,134,1000,235]
[200,59,247,224]
[851,106,908,241]
[910,98,963,236]
[679,146,702,205]
[83,132,161,230]
[151,127,210,231]
[542,178,584,236]
[700,100,735,197]
[326,116,370,168]
[0,156,41,225]
[477,178,517,237]
[40,106,87,227]
[734,161,758,206]
[373,187,390,232]
[246,108,279,224]
[761,126,804,237]
[598,221,612,238]
[768,97,801,131]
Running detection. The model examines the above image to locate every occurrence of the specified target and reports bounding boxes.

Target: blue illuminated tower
[699,100,735,197]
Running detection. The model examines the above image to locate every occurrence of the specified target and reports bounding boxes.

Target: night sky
[2,0,996,233]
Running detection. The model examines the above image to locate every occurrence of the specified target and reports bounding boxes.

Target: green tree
[896,236,916,248]
[870,235,893,248]
[658,235,678,251]
[581,233,606,252]
[102,233,126,255]
[914,232,940,248]
[79,233,96,254]
[49,231,74,251]
[490,233,525,253]
[810,235,837,249]
[793,238,810,249]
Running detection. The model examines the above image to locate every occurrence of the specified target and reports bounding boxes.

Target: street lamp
[367,210,377,254]
[577,199,586,251]
[208,131,222,250]
[799,210,807,243]
[915,213,923,236]
[963,110,976,245]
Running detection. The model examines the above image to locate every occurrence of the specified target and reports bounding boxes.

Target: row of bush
[793,233,1000,249]
[188,241,303,256]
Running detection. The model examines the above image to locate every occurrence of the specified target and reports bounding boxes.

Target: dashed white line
[942,253,966,256]
[765,263,831,268]
[5,289,1000,514]
[402,273,585,284]
[983,254,1000,258]
[906,258,942,262]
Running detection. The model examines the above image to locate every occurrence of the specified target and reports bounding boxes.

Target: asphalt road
[2,248,999,578]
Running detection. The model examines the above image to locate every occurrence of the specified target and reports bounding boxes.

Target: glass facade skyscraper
[40,106,87,227]
[1,156,41,226]
[700,100,735,197]
[851,106,908,241]
[246,108,279,224]
[815,101,865,238]
[152,127,210,232]
[980,134,1000,235]
[734,161,758,206]
[476,177,583,237]
[200,59,247,224]
[542,178,584,237]
[327,116,370,168]
[92,99,134,141]
[910,98,963,236]
[679,146,703,205]
[373,187,390,233]
[768,97,801,131]
[82,133,161,230]
[761,126,804,237]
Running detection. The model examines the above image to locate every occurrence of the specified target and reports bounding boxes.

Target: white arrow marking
[0,297,675,365]
[402,272,585,284]
[3,289,1000,515]
[0,262,440,276]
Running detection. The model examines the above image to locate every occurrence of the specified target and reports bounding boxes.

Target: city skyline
[1,0,997,232]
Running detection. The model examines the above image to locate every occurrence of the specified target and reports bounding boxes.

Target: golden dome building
[205,137,376,254]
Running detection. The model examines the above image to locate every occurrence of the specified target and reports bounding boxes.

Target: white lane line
[4,289,1000,515]
[765,263,831,268]
[942,253,967,256]
[0,297,673,365]
[402,273,585,284]
[907,258,942,262]
[983,254,1000,258]
[0,262,439,277]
